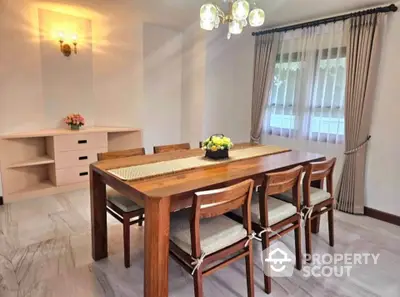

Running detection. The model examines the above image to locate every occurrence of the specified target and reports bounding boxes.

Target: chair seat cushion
[107,187,143,213]
[233,193,297,226]
[275,187,331,206]
[170,210,247,256]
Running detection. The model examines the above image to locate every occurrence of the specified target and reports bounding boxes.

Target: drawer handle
[79,172,88,176]
[78,140,87,144]
[79,156,88,160]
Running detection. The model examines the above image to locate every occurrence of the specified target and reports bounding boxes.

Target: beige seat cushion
[170,209,247,256]
[233,193,297,226]
[275,187,331,206]
[107,187,143,213]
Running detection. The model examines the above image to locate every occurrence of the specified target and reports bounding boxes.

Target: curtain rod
[252,3,398,36]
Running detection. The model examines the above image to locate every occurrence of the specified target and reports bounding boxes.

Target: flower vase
[205,149,229,160]
[70,124,80,131]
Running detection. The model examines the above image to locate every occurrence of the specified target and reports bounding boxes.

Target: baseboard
[0,196,3,205]
[364,207,400,226]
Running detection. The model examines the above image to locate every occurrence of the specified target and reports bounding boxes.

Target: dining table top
[91,143,325,199]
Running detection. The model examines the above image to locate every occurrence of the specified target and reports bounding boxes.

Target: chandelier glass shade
[249,7,265,27]
[229,20,243,34]
[199,1,265,39]
[201,19,215,31]
[232,0,250,20]
[200,4,218,22]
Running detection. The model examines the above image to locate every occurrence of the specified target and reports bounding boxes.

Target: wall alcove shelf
[0,127,142,203]
[8,156,55,168]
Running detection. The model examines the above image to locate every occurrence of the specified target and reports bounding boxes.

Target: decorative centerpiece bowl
[202,134,233,160]
[64,113,85,131]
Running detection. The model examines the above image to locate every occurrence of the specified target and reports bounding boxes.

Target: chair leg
[261,232,272,294]
[245,242,255,297]
[123,215,131,268]
[138,214,144,226]
[193,269,204,297]
[328,208,334,247]
[294,222,302,271]
[305,218,312,263]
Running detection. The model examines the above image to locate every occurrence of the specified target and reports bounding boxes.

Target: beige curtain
[336,13,384,214]
[250,33,281,143]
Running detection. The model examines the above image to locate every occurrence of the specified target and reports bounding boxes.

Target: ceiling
[135,0,393,30]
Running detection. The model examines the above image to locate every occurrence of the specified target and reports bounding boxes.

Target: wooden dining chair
[169,179,255,297]
[258,166,304,294]
[97,148,146,268]
[231,166,303,294]
[153,142,191,154]
[275,158,336,260]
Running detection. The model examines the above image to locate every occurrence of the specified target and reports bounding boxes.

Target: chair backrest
[190,179,254,257]
[259,166,303,226]
[303,158,336,204]
[263,165,303,196]
[153,143,190,154]
[97,148,145,161]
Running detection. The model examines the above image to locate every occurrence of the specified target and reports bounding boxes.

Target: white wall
[38,9,95,128]
[0,1,184,135]
[143,23,182,153]
[204,30,253,143]
[365,12,400,216]
[180,27,253,147]
[92,10,143,129]
[0,0,45,133]
[181,25,207,148]
[0,0,146,132]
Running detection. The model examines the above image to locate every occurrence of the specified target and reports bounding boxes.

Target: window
[268,55,300,135]
[264,45,346,144]
[310,53,346,141]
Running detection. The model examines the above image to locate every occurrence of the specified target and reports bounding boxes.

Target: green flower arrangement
[202,135,233,152]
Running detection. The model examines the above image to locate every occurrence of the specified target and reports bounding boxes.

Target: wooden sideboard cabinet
[0,127,142,203]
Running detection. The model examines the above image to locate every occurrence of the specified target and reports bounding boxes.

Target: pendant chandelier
[200,0,265,39]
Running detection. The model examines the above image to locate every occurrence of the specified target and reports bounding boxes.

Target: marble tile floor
[1,189,400,297]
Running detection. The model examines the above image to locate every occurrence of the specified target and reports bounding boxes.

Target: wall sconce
[58,32,78,57]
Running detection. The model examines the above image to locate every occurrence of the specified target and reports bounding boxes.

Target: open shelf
[0,127,142,202]
[9,180,55,195]
[8,156,55,169]
[7,179,88,201]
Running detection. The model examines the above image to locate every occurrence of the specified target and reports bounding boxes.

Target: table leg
[90,168,108,261]
[144,196,171,297]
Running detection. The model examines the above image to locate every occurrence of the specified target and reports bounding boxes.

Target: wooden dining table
[90,144,325,297]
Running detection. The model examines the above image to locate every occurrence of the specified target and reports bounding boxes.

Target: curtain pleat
[250,33,281,143]
[335,13,384,214]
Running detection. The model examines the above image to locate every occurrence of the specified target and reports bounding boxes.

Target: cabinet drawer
[55,166,90,186]
[54,133,107,152]
[55,148,107,169]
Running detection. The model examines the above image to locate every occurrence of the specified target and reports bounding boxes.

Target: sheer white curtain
[263,22,347,144]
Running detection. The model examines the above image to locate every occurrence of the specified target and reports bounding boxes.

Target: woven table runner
[107,145,289,181]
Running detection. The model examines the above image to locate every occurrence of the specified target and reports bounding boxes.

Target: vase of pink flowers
[64,113,85,131]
